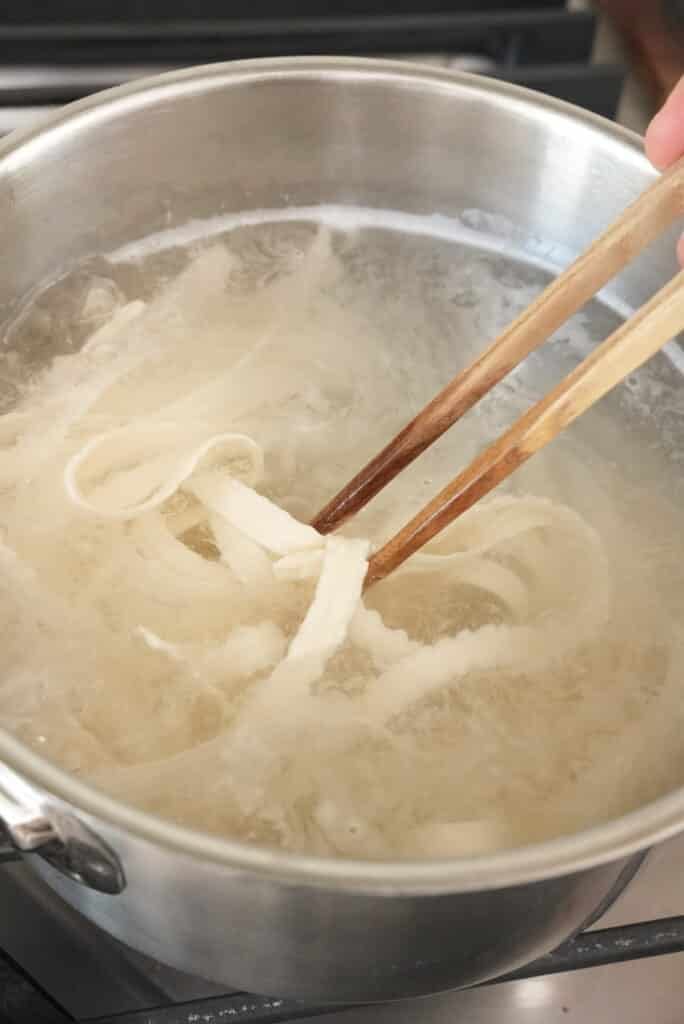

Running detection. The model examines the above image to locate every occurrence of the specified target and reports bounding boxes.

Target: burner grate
[4,916,684,1023]
[0,2,624,135]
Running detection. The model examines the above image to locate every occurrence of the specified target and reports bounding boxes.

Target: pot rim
[0,55,680,895]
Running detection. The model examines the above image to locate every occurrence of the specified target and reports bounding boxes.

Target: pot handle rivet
[0,767,125,895]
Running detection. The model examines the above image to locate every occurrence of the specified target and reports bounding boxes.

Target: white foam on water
[109,204,551,266]
[107,202,684,378]
[107,204,590,293]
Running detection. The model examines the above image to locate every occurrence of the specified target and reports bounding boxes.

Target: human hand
[645,76,684,264]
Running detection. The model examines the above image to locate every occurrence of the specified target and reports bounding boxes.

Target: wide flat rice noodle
[273,548,323,582]
[80,300,147,355]
[137,621,286,681]
[362,501,612,724]
[65,429,262,519]
[192,474,321,555]
[210,514,274,587]
[288,536,370,660]
[235,536,370,723]
[349,604,421,670]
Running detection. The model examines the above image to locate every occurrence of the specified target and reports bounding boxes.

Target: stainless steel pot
[0,57,683,1003]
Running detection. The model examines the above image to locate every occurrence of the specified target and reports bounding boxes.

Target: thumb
[646,77,684,266]
[645,75,684,169]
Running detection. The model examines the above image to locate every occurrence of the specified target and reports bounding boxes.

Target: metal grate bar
[497,915,684,982]
[0,11,596,66]
[0,1,566,21]
[80,917,684,1024]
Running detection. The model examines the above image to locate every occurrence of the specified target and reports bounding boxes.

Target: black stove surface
[3,855,684,1024]
[0,0,624,138]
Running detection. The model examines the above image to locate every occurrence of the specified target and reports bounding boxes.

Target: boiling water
[1,207,684,860]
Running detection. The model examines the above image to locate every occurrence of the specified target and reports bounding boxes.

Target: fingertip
[645,76,684,170]
[645,113,673,170]
[676,232,684,268]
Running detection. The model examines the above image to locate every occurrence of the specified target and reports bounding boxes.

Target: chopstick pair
[310,155,684,588]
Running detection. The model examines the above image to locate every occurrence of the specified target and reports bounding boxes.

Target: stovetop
[0,0,625,137]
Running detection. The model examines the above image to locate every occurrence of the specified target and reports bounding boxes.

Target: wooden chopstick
[311,155,684,537]
[364,267,684,588]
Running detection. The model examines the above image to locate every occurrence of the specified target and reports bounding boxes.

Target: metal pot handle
[0,762,125,895]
